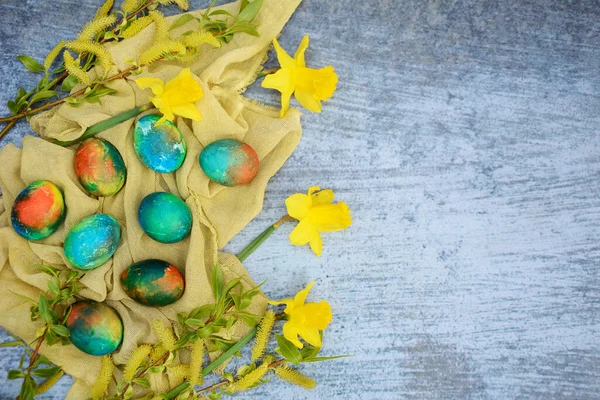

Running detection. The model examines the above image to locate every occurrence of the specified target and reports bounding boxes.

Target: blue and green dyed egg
[66,301,123,356]
[64,214,121,270]
[121,259,185,306]
[11,180,66,240]
[133,114,187,173]
[74,138,127,197]
[199,139,259,187]
[138,192,192,243]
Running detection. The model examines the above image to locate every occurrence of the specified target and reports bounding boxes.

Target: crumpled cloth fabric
[0,0,302,397]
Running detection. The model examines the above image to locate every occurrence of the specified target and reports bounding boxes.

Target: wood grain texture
[0,0,599,398]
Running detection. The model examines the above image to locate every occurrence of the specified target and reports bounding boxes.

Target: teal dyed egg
[199,139,259,187]
[121,259,185,306]
[11,180,65,240]
[66,301,123,356]
[74,138,127,197]
[138,192,192,243]
[134,114,187,173]
[64,214,121,270]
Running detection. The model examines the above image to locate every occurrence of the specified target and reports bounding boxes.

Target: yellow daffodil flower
[285,186,352,256]
[262,35,338,118]
[135,68,203,125]
[269,281,332,349]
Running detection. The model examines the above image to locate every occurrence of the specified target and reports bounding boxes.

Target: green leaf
[32,366,62,378]
[210,10,233,17]
[17,55,45,73]
[202,326,258,376]
[223,277,242,298]
[236,312,261,327]
[20,376,37,400]
[302,355,353,362]
[9,290,37,304]
[0,340,21,348]
[38,294,52,323]
[300,345,321,360]
[7,369,25,380]
[123,384,134,399]
[51,324,70,337]
[7,100,18,114]
[189,304,214,320]
[61,75,79,91]
[64,97,84,107]
[37,76,49,91]
[275,334,302,365]
[30,90,57,104]
[228,23,259,37]
[170,14,195,30]
[185,318,205,328]
[16,87,28,102]
[147,365,166,374]
[47,280,59,296]
[238,0,263,22]
[211,264,224,302]
[133,377,151,388]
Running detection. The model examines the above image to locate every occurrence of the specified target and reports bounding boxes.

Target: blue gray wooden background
[1,0,599,399]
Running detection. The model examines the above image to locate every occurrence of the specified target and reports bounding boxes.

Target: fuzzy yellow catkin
[251,310,276,362]
[188,339,205,386]
[149,343,167,361]
[168,364,189,386]
[91,355,114,399]
[152,320,177,352]
[149,10,169,42]
[139,40,186,66]
[274,365,317,389]
[229,356,274,392]
[158,0,189,10]
[121,16,153,39]
[44,40,65,71]
[123,344,152,381]
[78,15,117,41]
[121,0,142,14]
[35,370,64,394]
[94,0,114,19]
[183,30,221,50]
[63,50,90,85]
[66,40,113,73]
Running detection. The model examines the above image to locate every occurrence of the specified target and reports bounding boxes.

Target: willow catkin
[149,343,167,362]
[158,0,189,10]
[63,50,90,85]
[66,40,113,73]
[123,344,152,381]
[35,370,65,394]
[151,320,177,351]
[189,339,205,386]
[77,15,117,41]
[183,30,221,50]
[139,40,186,66]
[94,0,114,19]
[251,310,275,362]
[44,41,65,71]
[121,16,153,39]
[149,10,169,42]
[274,365,317,389]
[90,355,114,399]
[121,0,142,14]
[168,364,189,387]
[229,356,274,392]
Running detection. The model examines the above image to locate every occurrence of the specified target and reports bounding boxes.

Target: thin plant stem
[0,120,17,140]
[237,215,295,262]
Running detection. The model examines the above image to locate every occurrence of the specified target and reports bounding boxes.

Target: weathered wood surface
[1,0,599,398]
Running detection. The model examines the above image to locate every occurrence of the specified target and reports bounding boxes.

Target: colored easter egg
[133,114,187,173]
[11,180,65,240]
[199,139,259,187]
[138,192,192,243]
[64,214,121,270]
[121,259,185,306]
[66,301,123,356]
[74,138,127,197]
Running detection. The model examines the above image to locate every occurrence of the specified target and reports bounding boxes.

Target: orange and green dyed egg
[66,301,123,356]
[64,214,121,270]
[11,180,65,240]
[134,114,187,173]
[199,139,259,187]
[121,259,185,306]
[138,192,192,243]
[74,138,126,197]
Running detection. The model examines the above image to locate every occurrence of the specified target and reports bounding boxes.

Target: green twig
[237,215,295,262]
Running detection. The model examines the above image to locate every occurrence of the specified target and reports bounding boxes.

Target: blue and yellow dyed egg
[199,139,259,187]
[134,114,187,173]
[121,259,185,306]
[64,214,121,270]
[66,301,123,356]
[74,138,127,197]
[11,180,65,240]
[138,192,192,243]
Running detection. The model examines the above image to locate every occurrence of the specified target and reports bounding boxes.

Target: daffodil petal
[298,326,322,348]
[309,233,323,256]
[273,38,296,69]
[293,281,315,308]
[307,186,321,207]
[262,68,294,94]
[289,219,317,246]
[268,299,294,314]
[311,189,334,205]
[155,113,170,126]
[303,301,333,330]
[280,89,293,118]
[295,89,323,113]
[311,202,352,232]
[285,193,310,220]
[294,34,310,67]
[171,102,202,121]
[283,322,304,349]
[314,66,338,100]
[135,77,164,96]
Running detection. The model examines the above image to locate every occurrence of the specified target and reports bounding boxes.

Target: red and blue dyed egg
[199,139,259,187]
[64,214,121,270]
[11,180,65,240]
[66,301,123,356]
[121,259,185,306]
[74,138,126,197]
